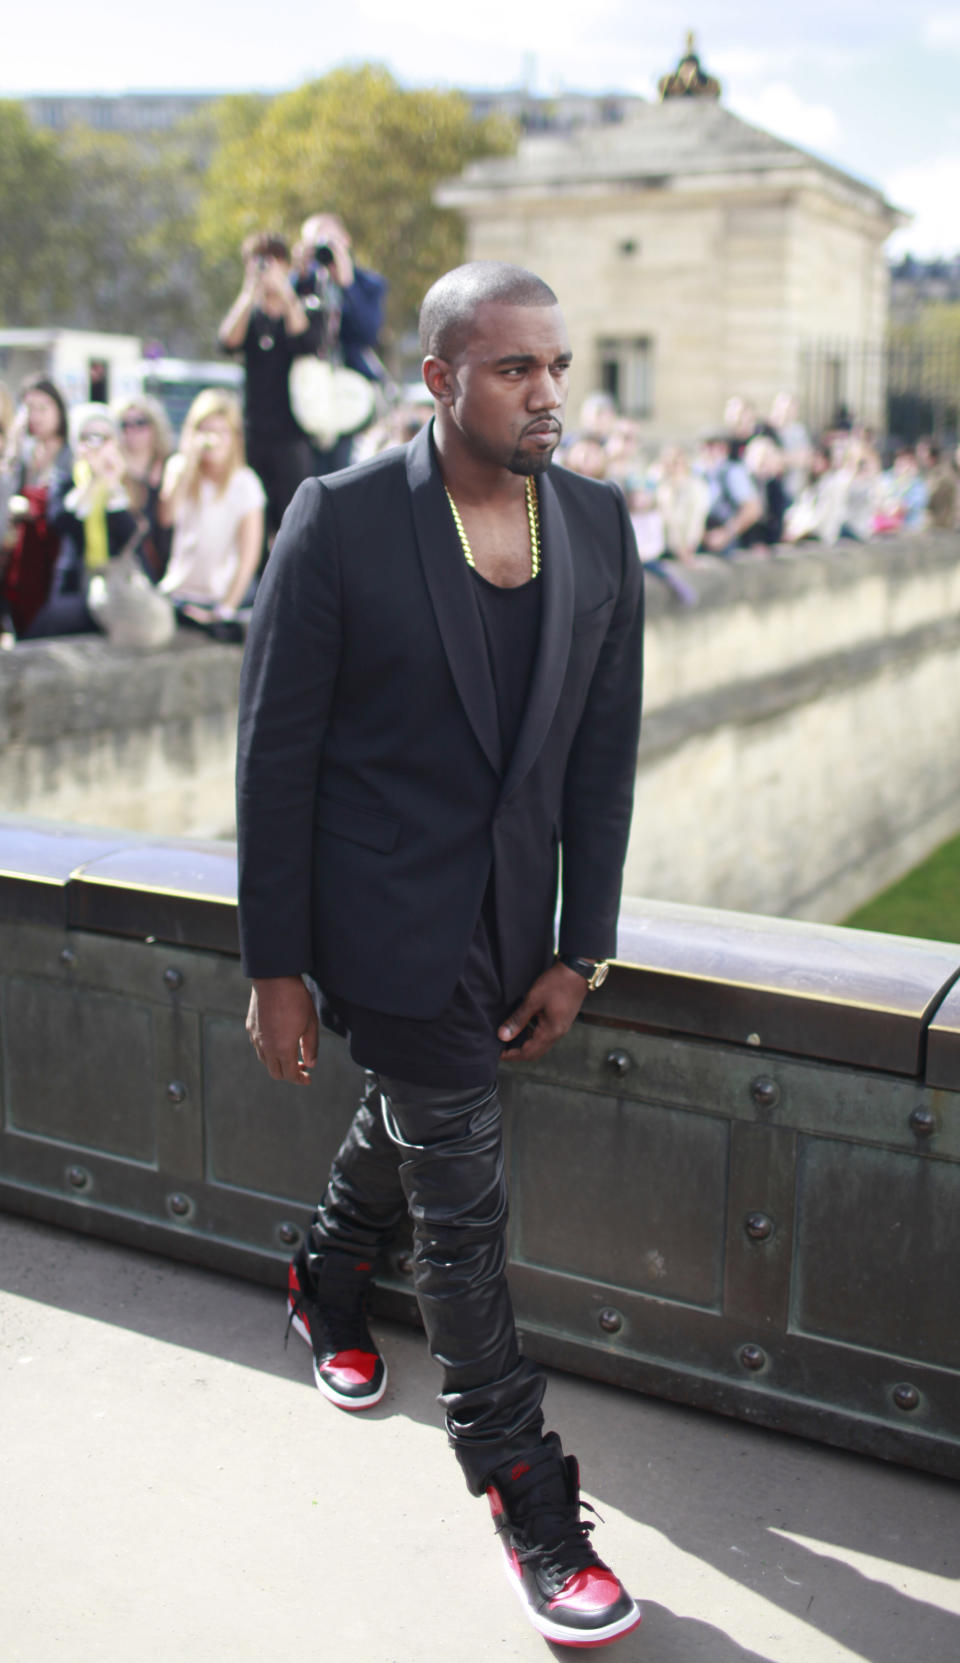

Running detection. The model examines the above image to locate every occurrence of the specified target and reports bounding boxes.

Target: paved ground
[2,1209,959,1663]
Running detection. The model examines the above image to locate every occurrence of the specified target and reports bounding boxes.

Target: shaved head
[419,262,558,363]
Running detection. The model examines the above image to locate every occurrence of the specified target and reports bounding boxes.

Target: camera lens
[315,243,335,267]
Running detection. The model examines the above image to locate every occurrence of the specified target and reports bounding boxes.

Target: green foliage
[0,73,515,360]
[57,117,228,354]
[844,832,960,944]
[0,101,72,324]
[890,302,960,346]
[196,66,516,340]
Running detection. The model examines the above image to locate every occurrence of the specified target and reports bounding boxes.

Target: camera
[314,243,335,268]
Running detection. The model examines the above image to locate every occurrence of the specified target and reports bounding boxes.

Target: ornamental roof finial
[659,32,722,101]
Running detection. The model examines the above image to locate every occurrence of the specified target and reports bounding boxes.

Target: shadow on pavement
[4,1210,959,1663]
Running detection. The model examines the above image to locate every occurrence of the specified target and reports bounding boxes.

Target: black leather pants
[306,1071,546,1494]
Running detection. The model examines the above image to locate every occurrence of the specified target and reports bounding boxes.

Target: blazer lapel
[500,467,574,804]
[405,423,503,777]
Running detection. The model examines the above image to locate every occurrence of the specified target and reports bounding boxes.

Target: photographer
[293,212,388,472]
[218,232,323,544]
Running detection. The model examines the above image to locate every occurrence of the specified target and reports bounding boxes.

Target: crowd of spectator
[3,266,960,644]
[0,210,388,647]
[551,390,960,606]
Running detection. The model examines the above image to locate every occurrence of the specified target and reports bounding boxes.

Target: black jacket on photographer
[294,257,388,382]
[294,254,389,473]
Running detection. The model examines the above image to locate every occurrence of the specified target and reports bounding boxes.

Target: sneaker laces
[495,1443,603,1581]
[513,1507,600,1584]
[284,1283,375,1357]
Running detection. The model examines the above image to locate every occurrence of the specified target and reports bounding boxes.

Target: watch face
[590,961,610,990]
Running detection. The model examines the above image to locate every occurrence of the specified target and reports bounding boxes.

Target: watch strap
[558,954,610,990]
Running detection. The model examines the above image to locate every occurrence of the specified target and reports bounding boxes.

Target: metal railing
[799,336,960,443]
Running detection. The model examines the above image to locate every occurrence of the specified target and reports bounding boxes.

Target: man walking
[237,262,643,1647]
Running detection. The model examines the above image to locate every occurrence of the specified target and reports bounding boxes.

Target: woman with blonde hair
[159,389,265,640]
[113,393,173,580]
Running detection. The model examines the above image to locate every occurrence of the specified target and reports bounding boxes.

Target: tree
[0,102,228,354]
[58,116,229,355]
[195,67,516,351]
[0,102,73,325]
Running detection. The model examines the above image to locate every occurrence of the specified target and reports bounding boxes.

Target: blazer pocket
[314,794,400,853]
[571,595,616,636]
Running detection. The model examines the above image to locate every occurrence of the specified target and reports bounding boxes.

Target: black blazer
[236,421,643,1018]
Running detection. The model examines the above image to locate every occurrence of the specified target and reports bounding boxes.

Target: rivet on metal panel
[892,1384,921,1412]
[395,1253,414,1277]
[166,1081,187,1105]
[59,947,77,969]
[163,967,184,992]
[739,1344,766,1371]
[277,1223,301,1247]
[66,1165,91,1190]
[746,1033,762,1048]
[751,1076,780,1112]
[605,1050,633,1077]
[745,1213,774,1241]
[909,1107,936,1139]
[168,1193,192,1218]
[598,1307,623,1334]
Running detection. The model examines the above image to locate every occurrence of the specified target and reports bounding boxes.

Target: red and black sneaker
[286,1248,387,1411]
[486,1433,641,1648]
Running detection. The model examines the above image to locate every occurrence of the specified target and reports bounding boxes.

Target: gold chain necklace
[444,476,542,580]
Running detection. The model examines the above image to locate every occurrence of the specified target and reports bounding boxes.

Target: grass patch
[843,831,960,943]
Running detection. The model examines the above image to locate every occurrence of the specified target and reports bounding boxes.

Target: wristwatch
[558,954,610,991]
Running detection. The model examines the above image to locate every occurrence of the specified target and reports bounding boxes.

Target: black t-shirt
[242,308,323,444]
[324,567,544,1089]
[470,566,542,760]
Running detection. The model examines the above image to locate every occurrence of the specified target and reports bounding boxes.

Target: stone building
[438,39,905,437]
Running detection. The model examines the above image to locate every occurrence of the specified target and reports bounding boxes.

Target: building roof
[440,96,902,226]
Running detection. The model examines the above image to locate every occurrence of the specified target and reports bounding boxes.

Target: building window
[597,337,654,417]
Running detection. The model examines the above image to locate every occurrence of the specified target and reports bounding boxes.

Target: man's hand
[497,961,588,1064]
[247,976,319,1084]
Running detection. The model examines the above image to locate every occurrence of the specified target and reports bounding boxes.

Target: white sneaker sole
[289,1299,387,1410]
[502,1552,642,1648]
[312,1355,388,1411]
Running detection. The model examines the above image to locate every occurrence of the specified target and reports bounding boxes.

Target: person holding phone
[158,389,265,641]
[25,404,140,639]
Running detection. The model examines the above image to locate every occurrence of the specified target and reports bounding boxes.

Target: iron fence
[799,336,960,446]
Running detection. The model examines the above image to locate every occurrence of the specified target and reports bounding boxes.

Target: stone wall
[2,535,959,923]
[0,634,241,840]
[630,534,960,920]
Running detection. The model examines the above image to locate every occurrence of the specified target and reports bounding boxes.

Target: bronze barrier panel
[1,817,958,1479]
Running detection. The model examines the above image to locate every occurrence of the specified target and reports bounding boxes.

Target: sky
[5,2,960,258]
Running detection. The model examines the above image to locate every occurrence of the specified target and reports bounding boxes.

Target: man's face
[442,301,571,475]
